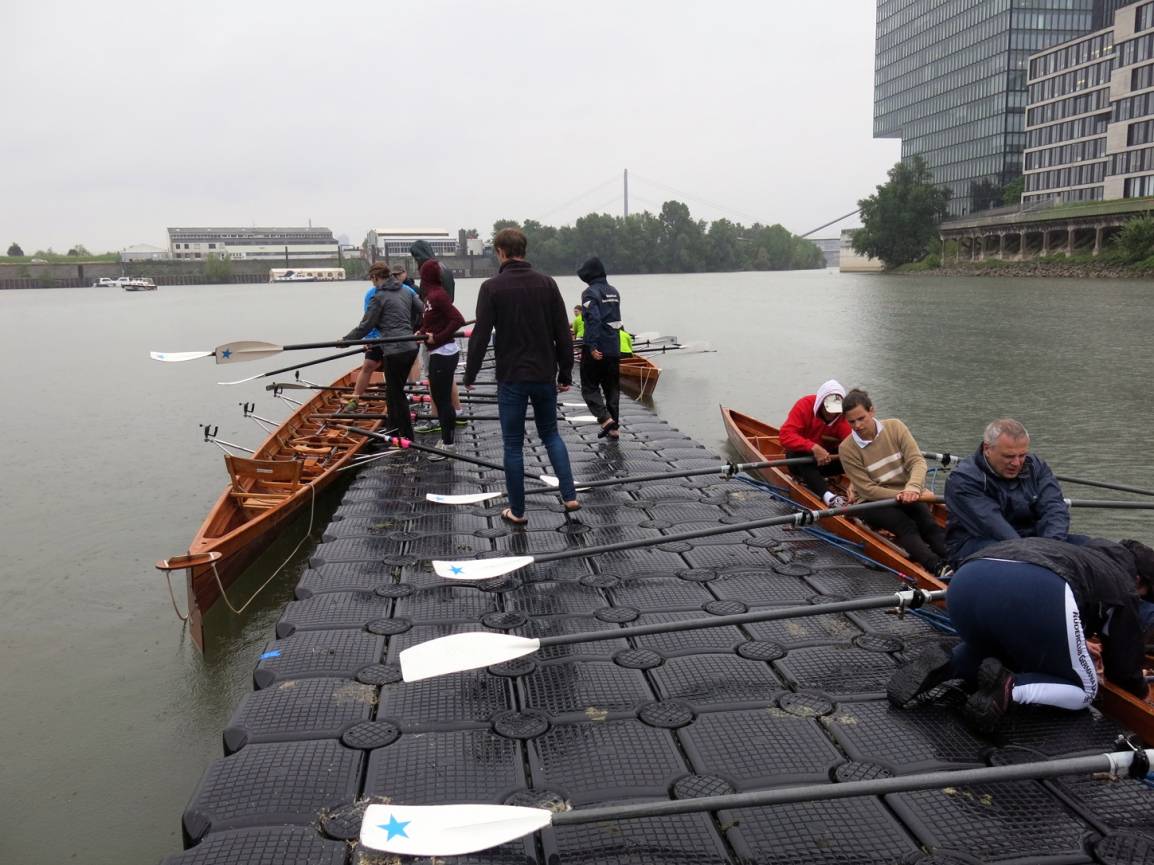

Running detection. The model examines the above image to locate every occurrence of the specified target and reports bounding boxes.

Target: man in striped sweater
[837,389,949,578]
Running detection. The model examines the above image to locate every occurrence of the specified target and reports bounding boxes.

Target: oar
[150,332,461,365]
[1058,476,1154,497]
[631,340,714,355]
[431,498,922,580]
[400,587,944,681]
[359,746,1153,856]
[424,456,816,505]
[266,381,387,393]
[340,426,560,487]
[1064,498,1154,510]
[328,412,597,423]
[217,347,367,386]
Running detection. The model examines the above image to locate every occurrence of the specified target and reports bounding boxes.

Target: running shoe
[963,657,1015,734]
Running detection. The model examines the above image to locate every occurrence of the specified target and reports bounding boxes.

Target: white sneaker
[428,442,455,462]
[826,495,849,509]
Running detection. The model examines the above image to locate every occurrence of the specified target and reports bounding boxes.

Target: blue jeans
[496,381,577,516]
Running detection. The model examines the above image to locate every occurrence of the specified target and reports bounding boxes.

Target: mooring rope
[211,481,318,616]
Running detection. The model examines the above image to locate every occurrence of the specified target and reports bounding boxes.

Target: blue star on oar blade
[221,349,231,359]
[379,814,410,839]
[450,565,464,575]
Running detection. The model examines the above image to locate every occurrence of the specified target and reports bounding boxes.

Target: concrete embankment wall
[0,253,497,289]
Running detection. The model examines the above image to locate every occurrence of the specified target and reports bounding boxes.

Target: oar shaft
[284,333,464,351]
[534,499,915,565]
[341,426,550,481]
[1060,476,1154,497]
[570,457,814,492]
[553,749,1150,826]
[538,589,944,648]
[257,347,364,379]
[1066,498,1154,510]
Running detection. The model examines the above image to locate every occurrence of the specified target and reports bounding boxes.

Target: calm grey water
[1,271,1151,863]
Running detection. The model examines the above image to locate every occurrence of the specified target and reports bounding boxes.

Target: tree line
[492,200,825,276]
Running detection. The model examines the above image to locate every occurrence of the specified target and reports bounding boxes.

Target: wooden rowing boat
[157,368,387,651]
[619,354,660,397]
[721,405,1154,740]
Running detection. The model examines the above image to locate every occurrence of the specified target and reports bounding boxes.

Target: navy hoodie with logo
[577,256,622,357]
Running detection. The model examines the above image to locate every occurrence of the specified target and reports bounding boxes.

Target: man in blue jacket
[576,256,622,439]
[944,418,1079,567]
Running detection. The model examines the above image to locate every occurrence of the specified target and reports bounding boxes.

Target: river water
[1,270,1151,863]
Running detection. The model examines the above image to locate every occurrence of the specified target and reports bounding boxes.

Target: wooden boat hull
[720,405,1154,741]
[620,354,660,397]
[180,369,386,650]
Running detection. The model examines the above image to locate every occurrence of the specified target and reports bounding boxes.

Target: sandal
[563,501,581,512]
[500,507,528,525]
[597,420,619,439]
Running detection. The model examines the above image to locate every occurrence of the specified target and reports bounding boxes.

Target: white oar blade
[400,632,542,681]
[539,475,560,487]
[433,555,534,580]
[631,331,661,342]
[426,491,504,505]
[672,340,712,353]
[217,373,263,386]
[150,350,213,362]
[559,402,587,408]
[566,415,599,423]
[361,803,552,856]
[213,340,283,364]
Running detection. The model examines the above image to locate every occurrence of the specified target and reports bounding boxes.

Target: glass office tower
[874,0,1099,215]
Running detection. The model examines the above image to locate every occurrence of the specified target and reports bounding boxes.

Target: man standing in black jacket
[888,536,1152,733]
[464,228,578,523]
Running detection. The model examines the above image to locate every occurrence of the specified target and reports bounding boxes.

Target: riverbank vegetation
[492,200,825,275]
[853,157,950,269]
[1,245,117,263]
[892,214,1154,277]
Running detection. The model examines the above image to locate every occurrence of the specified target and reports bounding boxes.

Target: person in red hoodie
[416,259,466,459]
[779,379,852,507]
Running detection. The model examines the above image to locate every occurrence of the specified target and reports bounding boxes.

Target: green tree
[854,156,951,268]
[1113,214,1154,263]
[491,219,520,240]
[66,243,91,257]
[7,242,23,256]
[202,254,233,283]
[1001,175,1025,205]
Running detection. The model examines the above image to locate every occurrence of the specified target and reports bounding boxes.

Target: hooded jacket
[464,259,574,386]
[409,240,456,301]
[945,442,1070,564]
[344,276,424,356]
[577,256,622,357]
[963,537,1149,698]
[417,260,465,350]
[779,380,851,453]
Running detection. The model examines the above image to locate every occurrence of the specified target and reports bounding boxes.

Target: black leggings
[384,350,418,440]
[857,501,946,572]
[785,449,843,498]
[427,352,459,444]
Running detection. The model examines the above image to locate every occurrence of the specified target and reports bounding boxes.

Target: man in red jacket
[779,379,852,507]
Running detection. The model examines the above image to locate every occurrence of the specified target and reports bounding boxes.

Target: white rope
[163,571,190,622]
[210,481,318,616]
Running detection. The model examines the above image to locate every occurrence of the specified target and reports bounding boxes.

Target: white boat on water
[93,277,121,287]
[269,267,346,283]
[120,277,157,291]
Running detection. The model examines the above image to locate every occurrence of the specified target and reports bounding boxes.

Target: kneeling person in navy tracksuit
[889,536,1152,733]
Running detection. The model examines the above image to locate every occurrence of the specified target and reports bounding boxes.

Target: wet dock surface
[163,393,1154,865]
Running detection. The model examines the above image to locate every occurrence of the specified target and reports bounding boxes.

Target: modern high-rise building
[1024,0,1154,204]
[874,1,1104,216]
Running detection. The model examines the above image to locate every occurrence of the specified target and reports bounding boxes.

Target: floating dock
[162,390,1153,864]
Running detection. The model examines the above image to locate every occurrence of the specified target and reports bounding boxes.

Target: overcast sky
[1,0,898,252]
